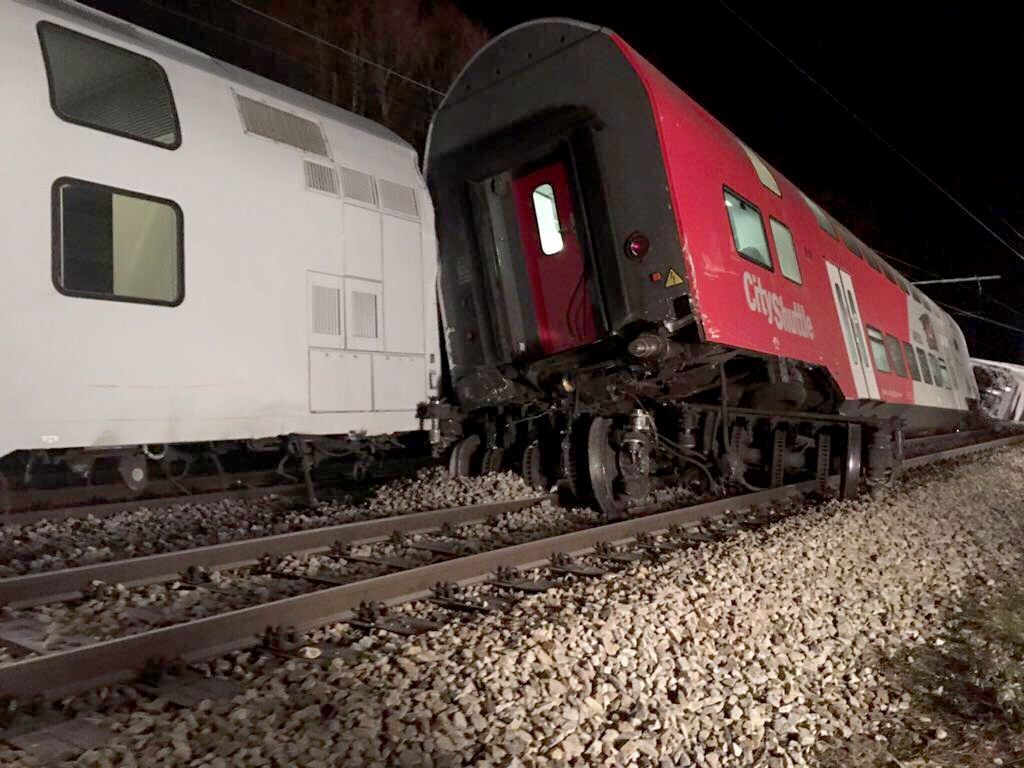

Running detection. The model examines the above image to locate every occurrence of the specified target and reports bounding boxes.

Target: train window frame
[837,227,863,260]
[903,341,922,381]
[935,356,952,389]
[768,218,802,284]
[52,177,185,307]
[738,142,781,196]
[37,21,182,150]
[530,183,565,256]
[916,346,933,385]
[865,326,892,373]
[882,333,907,377]
[723,187,773,271]
[799,192,837,239]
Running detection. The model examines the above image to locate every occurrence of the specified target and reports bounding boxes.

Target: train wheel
[481,447,505,475]
[521,441,547,491]
[448,435,481,478]
[587,417,629,520]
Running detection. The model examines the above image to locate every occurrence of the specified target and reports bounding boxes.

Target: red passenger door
[511,161,596,354]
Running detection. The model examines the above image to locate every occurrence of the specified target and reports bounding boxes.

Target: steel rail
[1,433,1021,698]
[2,480,306,528]
[0,495,556,607]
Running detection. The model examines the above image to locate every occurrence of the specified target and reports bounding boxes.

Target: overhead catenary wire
[225,0,446,98]
[133,0,439,118]
[712,0,1024,267]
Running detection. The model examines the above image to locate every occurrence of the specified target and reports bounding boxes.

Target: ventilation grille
[378,179,419,217]
[340,167,377,205]
[236,94,330,157]
[304,160,340,195]
[352,291,378,338]
[311,285,342,336]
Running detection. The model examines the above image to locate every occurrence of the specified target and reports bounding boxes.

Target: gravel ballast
[0,470,534,576]
[4,447,1024,767]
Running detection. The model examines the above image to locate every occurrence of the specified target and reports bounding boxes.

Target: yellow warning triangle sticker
[665,268,684,287]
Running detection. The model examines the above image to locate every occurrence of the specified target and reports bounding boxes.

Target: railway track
[1,431,1021,701]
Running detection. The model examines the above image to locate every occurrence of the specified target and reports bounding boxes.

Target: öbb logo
[742,272,814,340]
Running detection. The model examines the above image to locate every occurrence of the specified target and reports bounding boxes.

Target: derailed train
[0,3,992,512]
[425,20,981,515]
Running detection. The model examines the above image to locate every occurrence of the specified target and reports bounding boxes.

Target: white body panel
[0,0,441,459]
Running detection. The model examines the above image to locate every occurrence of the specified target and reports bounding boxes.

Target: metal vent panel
[340,167,377,205]
[236,93,330,157]
[378,179,418,218]
[311,284,342,336]
[352,291,378,338]
[304,161,339,196]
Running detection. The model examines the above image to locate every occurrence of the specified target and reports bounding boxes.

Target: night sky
[82,0,1024,361]
[454,0,1024,362]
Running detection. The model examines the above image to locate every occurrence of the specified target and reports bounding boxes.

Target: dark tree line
[83,0,489,150]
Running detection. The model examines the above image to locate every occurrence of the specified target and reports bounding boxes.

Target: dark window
[929,353,943,387]
[800,192,837,238]
[838,227,862,259]
[866,326,891,372]
[884,334,907,377]
[916,347,933,385]
[724,189,771,269]
[38,22,180,149]
[934,356,952,389]
[903,341,921,381]
[53,178,183,306]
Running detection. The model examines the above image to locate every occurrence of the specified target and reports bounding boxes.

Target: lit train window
[866,327,892,373]
[38,22,180,149]
[769,219,801,284]
[903,341,922,381]
[531,184,564,255]
[738,142,781,196]
[53,178,183,306]
[799,192,837,239]
[723,189,771,269]
[916,347,933,384]
[883,333,907,377]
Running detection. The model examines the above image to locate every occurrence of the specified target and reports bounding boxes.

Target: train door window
[800,192,837,238]
[531,183,564,255]
[769,219,801,283]
[903,341,922,381]
[724,189,771,269]
[53,178,183,306]
[916,347,933,384]
[739,142,781,196]
[865,327,892,373]
[883,334,907,377]
[38,22,180,149]
[936,357,952,389]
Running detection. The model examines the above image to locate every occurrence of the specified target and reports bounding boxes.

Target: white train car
[972,358,1024,423]
[0,0,441,484]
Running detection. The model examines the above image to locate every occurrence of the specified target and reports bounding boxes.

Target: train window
[531,184,564,255]
[799,192,836,238]
[866,327,892,373]
[724,189,771,269]
[838,227,863,259]
[903,341,922,381]
[38,22,180,149]
[934,355,951,389]
[916,347,933,385]
[769,219,801,284]
[53,178,183,306]
[883,334,907,377]
[739,142,781,196]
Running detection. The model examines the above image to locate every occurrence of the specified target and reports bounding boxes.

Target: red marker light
[650,272,663,282]
[624,231,650,261]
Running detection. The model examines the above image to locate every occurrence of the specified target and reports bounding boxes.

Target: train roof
[20,0,413,152]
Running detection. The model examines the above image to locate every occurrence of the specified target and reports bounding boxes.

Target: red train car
[426,19,978,516]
